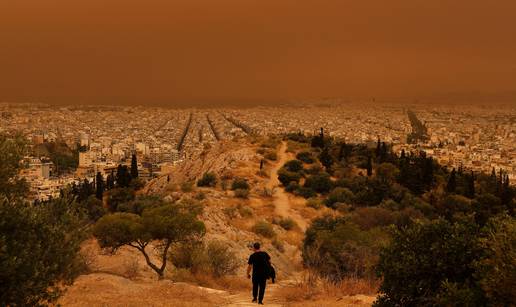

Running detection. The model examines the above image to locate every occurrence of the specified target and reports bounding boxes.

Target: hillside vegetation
[0,132,514,306]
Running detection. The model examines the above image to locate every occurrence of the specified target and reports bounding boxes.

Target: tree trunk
[137,245,165,279]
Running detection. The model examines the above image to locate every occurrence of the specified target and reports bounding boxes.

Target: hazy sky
[1,0,516,106]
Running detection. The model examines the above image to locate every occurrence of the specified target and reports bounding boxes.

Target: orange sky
[1,0,515,106]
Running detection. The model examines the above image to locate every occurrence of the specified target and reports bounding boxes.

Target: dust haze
[1,0,516,106]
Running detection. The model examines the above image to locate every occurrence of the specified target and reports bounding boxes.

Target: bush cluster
[170,240,239,278]
[197,172,217,187]
[253,220,276,238]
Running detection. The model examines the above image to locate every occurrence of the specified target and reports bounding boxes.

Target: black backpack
[267,263,276,283]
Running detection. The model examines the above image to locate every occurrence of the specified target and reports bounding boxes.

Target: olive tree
[93,201,205,279]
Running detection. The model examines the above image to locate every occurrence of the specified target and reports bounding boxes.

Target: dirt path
[221,281,284,306]
[266,141,308,231]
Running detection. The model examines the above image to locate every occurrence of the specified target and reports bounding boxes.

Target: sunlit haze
[1,0,516,106]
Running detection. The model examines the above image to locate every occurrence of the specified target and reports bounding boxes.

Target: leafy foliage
[303,215,388,281]
[374,216,516,306]
[94,200,205,278]
[197,172,217,187]
[0,198,87,306]
[252,220,276,238]
[231,178,250,190]
[0,134,29,199]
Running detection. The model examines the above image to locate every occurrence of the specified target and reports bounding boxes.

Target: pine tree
[95,172,105,200]
[130,154,139,178]
[446,168,457,193]
[366,156,373,177]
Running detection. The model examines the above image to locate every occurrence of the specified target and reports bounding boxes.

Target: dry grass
[58,273,226,307]
[277,273,378,304]
[280,231,304,247]
[173,269,249,293]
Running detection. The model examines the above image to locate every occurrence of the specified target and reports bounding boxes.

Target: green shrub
[197,172,217,187]
[294,187,317,199]
[277,217,297,230]
[474,215,516,305]
[272,238,285,253]
[349,207,396,230]
[238,205,253,218]
[234,188,249,199]
[278,168,301,186]
[284,160,304,172]
[374,218,483,306]
[306,165,323,175]
[285,181,300,193]
[169,240,238,278]
[304,172,333,194]
[303,215,388,281]
[169,241,206,271]
[231,178,250,190]
[324,187,354,208]
[306,197,323,209]
[296,151,315,164]
[253,220,276,238]
[0,198,87,306]
[205,241,239,277]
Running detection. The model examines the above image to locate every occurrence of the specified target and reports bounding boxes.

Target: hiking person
[247,242,271,304]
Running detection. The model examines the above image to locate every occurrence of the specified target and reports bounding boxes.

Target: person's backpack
[267,263,276,283]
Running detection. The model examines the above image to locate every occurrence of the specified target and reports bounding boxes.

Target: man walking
[247,242,271,304]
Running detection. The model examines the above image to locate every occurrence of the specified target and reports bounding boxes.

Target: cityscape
[1,101,514,201]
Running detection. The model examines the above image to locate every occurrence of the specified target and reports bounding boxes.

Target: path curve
[267,141,308,231]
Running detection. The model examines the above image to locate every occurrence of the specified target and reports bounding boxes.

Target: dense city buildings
[1,102,514,200]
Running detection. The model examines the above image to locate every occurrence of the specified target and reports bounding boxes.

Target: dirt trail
[266,141,308,231]
[221,281,284,306]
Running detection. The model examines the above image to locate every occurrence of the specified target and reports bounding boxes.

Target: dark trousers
[252,276,267,303]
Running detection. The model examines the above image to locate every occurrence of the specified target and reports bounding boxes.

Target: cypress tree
[319,146,333,171]
[446,168,457,193]
[95,172,104,200]
[130,154,139,178]
[376,137,381,157]
[380,142,388,162]
[490,167,497,193]
[423,157,434,187]
[106,172,115,190]
[116,164,132,188]
[366,155,373,177]
[466,170,475,198]
[338,142,345,161]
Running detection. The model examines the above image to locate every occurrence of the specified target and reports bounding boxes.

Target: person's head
[253,242,261,251]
